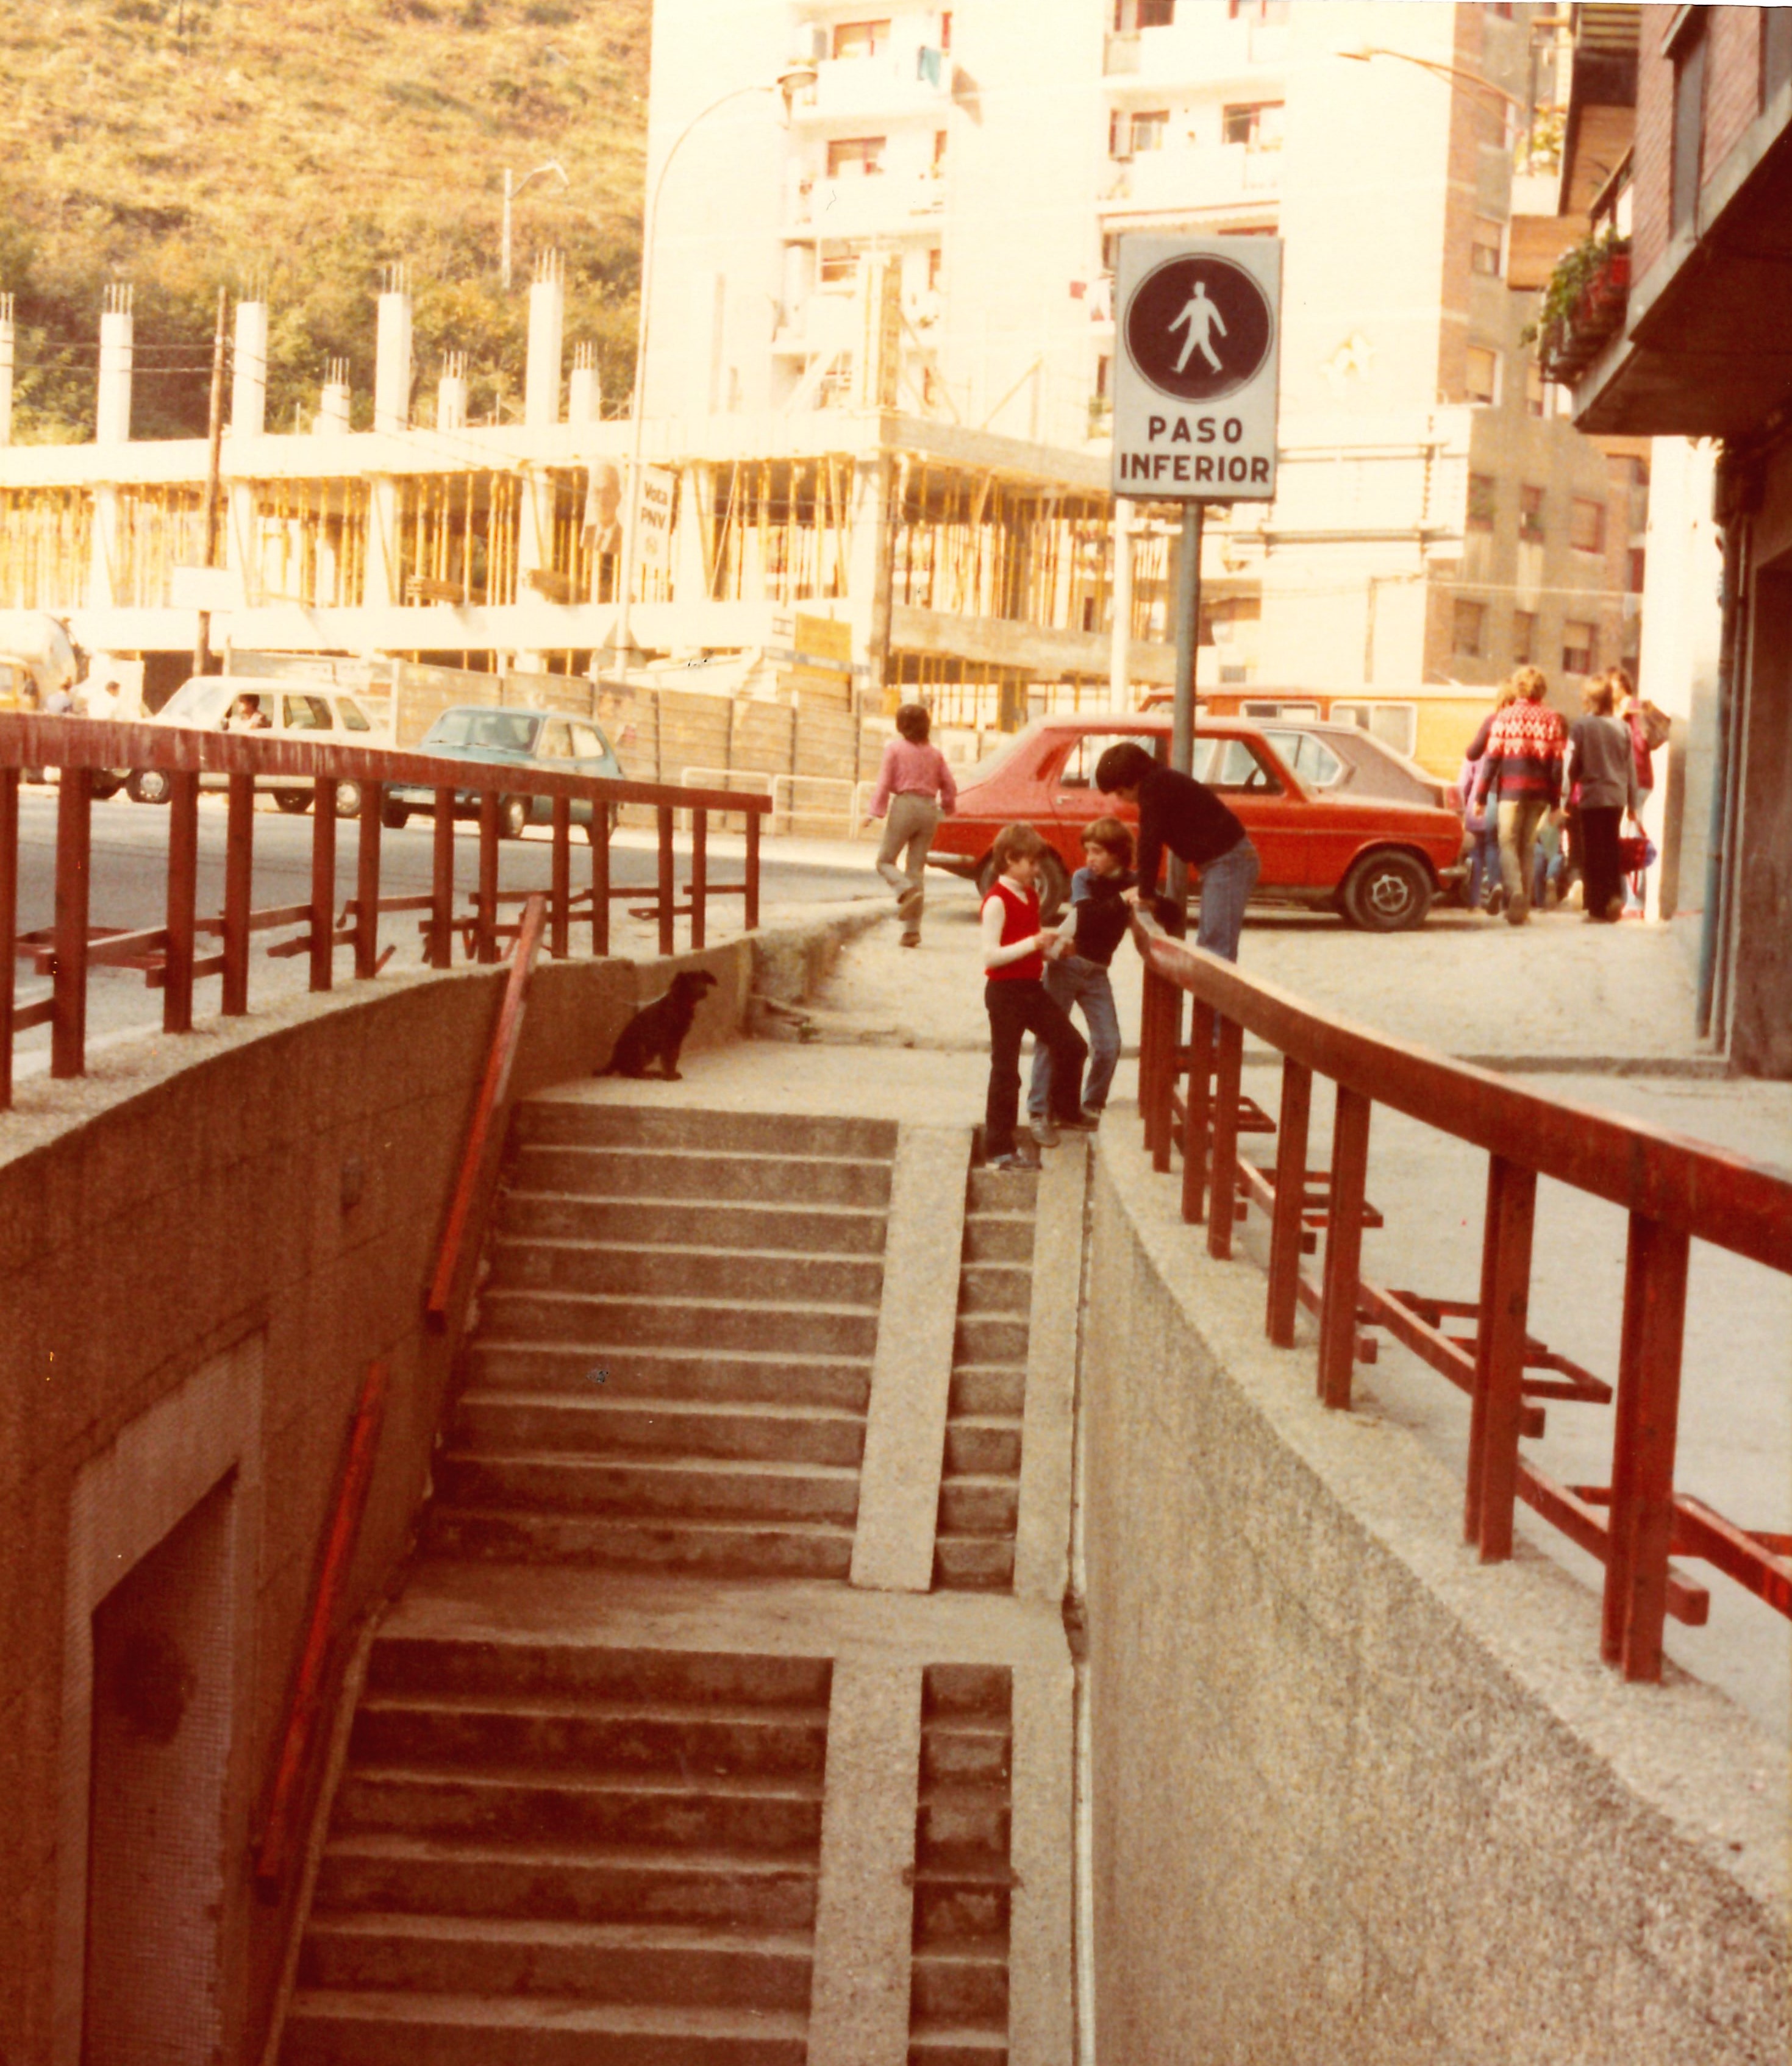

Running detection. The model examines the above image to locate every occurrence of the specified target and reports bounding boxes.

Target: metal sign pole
[1166,500,1204,903]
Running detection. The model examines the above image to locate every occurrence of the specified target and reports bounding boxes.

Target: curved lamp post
[611,61,818,662]
[502,162,570,293]
[1337,46,1523,115]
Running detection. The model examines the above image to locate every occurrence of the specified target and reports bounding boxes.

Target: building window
[1607,451,1650,490]
[1228,0,1290,19]
[1453,599,1487,657]
[933,128,949,167]
[1466,346,1499,404]
[1570,497,1607,553]
[1223,102,1285,148]
[1512,611,1537,664]
[1519,485,1546,543]
[1471,218,1504,277]
[1468,474,1496,533]
[1525,363,1546,419]
[1138,0,1175,25]
[819,248,862,285]
[1489,2,1514,16]
[1767,7,1792,104]
[1628,547,1647,593]
[940,10,952,52]
[1130,110,1170,152]
[1671,10,1708,235]
[927,246,943,290]
[832,20,890,60]
[1562,621,1596,675]
[827,136,886,177]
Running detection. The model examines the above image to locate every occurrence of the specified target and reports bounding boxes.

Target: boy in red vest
[981,823,1089,1170]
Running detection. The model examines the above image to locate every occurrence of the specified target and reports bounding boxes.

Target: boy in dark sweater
[1027,816,1134,1136]
[1094,740,1261,961]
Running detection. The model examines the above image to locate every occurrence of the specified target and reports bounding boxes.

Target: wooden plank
[1265,1057,1312,1348]
[1205,1014,1243,1256]
[51,766,92,1077]
[1316,1085,1371,1411]
[1469,1156,1539,1564]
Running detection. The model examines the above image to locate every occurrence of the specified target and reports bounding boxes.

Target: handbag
[1616,832,1656,874]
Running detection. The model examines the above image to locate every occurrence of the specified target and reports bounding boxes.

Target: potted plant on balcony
[1524,227,1630,382]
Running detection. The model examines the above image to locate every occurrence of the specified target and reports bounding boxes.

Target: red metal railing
[0,714,767,1110]
[1131,910,1792,1683]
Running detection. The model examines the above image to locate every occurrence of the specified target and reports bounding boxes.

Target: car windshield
[426,708,540,753]
[1260,728,1346,788]
[158,679,239,728]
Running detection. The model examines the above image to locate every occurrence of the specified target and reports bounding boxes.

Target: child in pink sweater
[868,704,957,946]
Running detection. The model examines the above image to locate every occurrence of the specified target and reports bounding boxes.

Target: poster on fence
[635,465,677,569]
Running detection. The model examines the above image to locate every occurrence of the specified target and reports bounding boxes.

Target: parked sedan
[927,713,1465,931]
[382,705,624,838]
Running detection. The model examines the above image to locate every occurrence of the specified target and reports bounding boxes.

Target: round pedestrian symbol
[1124,255,1274,405]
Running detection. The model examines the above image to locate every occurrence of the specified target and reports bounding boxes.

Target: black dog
[598,969,718,1080]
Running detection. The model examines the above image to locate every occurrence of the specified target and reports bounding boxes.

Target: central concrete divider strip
[1014,1138,1087,1603]
[851,1125,973,1592]
[805,1662,925,2066]
[1010,1656,1077,2066]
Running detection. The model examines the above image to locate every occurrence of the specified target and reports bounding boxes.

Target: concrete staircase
[426,1105,899,1581]
[908,1664,1014,2065]
[933,1168,1037,1592]
[284,1637,831,2065]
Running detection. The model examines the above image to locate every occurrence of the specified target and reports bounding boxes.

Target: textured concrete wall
[0,916,857,2066]
[1081,1134,1788,2066]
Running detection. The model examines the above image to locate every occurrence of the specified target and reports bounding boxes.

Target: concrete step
[511,1145,893,1209]
[935,1476,1019,1537]
[918,1786,1011,1862]
[312,1834,820,1932]
[488,1239,884,1308]
[423,1508,856,1580]
[454,1393,866,1468]
[298,1914,814,2009]
[351,1692,830,1780]
[930,1537,1015,1591]
[960,1216,1034,1266]
[946,1368,1025,1419]
[941,1422,1021,1478]
[907,2021,1009,2066]
[499,1191,888,1257]
[919,1722,1012,1787]
[923,1666,1013,1720]
[477,1291,879,1359]
[913,1878,1011,1947]
[334,1765,824,1853]
[366,1641,831,1711]
[282,1989,809,2066]
[951,1316,1029,1366]
[516,1102,896,1160]
[435,1452,862,1525]
[954,1264,1032,1317]
[910,1945,1010,2023]
[465,1344,873,1414]
[965,1167,1036,1213]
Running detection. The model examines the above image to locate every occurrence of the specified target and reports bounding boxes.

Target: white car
[127,675,395,818]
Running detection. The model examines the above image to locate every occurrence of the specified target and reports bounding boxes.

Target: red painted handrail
[1129,910,1792,1684]
[254,1356,389,1892]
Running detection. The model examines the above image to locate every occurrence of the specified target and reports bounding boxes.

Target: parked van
[126,674,395,817]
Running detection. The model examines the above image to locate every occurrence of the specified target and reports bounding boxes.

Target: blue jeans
[1193,836,1259,962]
[1028,958,1120,1117]
[1467,821,1499,907]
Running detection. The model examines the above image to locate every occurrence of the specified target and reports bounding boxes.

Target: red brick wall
[1630,5,1766,285]
[1705,6,1765,173]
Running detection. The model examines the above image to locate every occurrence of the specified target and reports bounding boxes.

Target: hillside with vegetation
[0,0,651,441]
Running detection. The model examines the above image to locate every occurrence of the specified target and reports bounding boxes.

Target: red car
[929,711,1465,931]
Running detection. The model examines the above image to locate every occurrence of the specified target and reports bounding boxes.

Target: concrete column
[437,352,468,432]
[374,264,412,435]
[0,294,13,446]
[1108,499,1135,704]
[316,358,351,436]
[567,342,601,427]
[230,299,267,436]
[96,285,133,444]
[524,251,565,429]
[365,478,401,610]
[849,449,895,708]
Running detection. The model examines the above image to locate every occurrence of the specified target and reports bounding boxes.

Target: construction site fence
[0,714,768,1111]
[1129,910,1792,1684]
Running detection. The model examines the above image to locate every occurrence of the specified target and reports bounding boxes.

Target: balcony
[1100,141,1281,219]
[1103,14,1288,89]
[789,49,951,126]
[785,168,947,242]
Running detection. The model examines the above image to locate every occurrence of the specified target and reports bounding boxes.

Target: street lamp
[502,161,569,292]
[1337,46,1524,115]
[610,60,819,662]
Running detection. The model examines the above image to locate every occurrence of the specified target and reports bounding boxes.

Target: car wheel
[90,770,126,802]
[1037,849,1071,926]
[1342,850,1433,932]
[380,796,410,832]
[126,767,171,806]
[498,794,529,840]
[273,788,313,815]
[334,780,362,821]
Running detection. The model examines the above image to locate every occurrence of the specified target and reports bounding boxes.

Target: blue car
[382,705,625,838]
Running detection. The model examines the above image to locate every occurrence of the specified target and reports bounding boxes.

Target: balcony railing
[786,168,946,241]
[791,49,951,123]
[1104,14,1288,84]
[1102,140,1282,215]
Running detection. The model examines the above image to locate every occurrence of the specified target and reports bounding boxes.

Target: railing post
[656,804,676,957]
[1602,1214,1692,1680]
[222,771,254,1016]
[1182,997,1213,1223]
[744,805,761,931]
[476,790,500,964]
[0,766,16,1108]
[1151,979,1182,1175]
[355,782,382,981]
[309,774,338,992]
[1316,1083,1372,1409]
[1265,1056,1313,1346]
[1206,1014,1243,1259]
[1462,1153,1538,1560]
[691,807,708,951]
[51,764,93,1078]
[163,769,199,1033]
[550,795,571,959]
[590,807,611,957]
[1137,963,1161,1152]
[429,788,455,969]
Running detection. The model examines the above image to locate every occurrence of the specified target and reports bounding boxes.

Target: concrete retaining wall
[1081,1129,1788,2066]
[0,909,874,2066]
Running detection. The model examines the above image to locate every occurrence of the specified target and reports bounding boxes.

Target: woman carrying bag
[1564,674,1641,924]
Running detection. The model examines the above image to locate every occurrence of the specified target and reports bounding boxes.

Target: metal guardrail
[0,714,769,1110]
[1129,909,1792,1683]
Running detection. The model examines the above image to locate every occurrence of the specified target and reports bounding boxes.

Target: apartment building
[645,0,1644,733]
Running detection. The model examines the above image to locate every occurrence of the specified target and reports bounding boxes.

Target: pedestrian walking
[1027,816,1133,1135]
[1613,668,1669,910]
[980,822,1088,1169]
[1461,681,1516,911]
[1094,740,1260,962]
[1565,674,1641,924]
[868,702,957,947]
[1471,666,1564,926]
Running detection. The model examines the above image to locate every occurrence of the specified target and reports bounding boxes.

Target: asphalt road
[9,787,885,1067]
